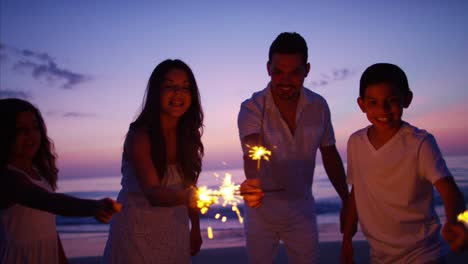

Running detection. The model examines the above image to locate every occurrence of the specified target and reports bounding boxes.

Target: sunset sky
[1,0,467,178]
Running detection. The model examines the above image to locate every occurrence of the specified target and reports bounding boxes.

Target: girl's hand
[186,186,200,209]
[94,198,121,223]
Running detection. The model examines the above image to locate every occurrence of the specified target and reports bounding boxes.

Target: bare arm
[434,176,466,224]
[342,187,358,239]
[188,207,202,255]
[3,170,118,221]
[188,207,201,232]
[126,128,193,207]
[341,187,358,264]
[435,176,467,252]
[320,145,349,202]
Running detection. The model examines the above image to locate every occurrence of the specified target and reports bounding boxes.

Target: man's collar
[265,84,309,110]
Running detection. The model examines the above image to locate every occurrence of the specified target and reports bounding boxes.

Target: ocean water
[56,155,468,235]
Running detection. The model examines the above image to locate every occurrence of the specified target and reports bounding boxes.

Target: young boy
[341,63,466,263]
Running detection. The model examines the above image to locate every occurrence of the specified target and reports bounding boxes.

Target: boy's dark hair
[268,32,308,65]
[359,63,411,98]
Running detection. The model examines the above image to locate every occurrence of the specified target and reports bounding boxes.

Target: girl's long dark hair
[0,98,59,190]
[129,59,204,185]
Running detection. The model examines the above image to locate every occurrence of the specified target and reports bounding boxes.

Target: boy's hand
[442,222,468,252]
[240,179,264,208]
[94,198,121,223]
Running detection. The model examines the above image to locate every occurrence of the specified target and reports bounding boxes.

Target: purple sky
[1,0,467,178]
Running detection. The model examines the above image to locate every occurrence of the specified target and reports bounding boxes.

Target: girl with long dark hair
[103,59,204,263]
[0,98,120,264]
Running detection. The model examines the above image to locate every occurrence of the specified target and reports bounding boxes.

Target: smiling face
[267,53,310,101]
[358,82,412,134]
[160,68,192,119]
[12,111,41,162]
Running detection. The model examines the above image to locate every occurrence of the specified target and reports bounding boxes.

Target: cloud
[19,48,54,62]
[0,44,7,61]
[309,68,354,88]
[44,110,96,118]
[1,43,91,89]
[14,60,90,89]
[0,89,31,99]
[62,112,97,118]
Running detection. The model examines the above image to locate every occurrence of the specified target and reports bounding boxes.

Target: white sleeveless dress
[0,165,59,264]
[102,157,190,264]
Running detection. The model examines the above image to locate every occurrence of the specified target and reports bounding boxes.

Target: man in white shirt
[238,32,349,264]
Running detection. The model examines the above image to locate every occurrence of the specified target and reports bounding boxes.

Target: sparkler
[194,172,244,239]
[247,145,272,161]
[231,203,244,224]
[196,186,218,213]
[247,144,272,170]
[195,173,241,210]
[242,95,284,196]
[207,226,213,239]
[196,95,275,239]
[218,173,242,206]
[458,210,468,227]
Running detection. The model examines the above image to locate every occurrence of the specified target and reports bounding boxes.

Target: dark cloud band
[309,68,354,88]
[1,43,91,89]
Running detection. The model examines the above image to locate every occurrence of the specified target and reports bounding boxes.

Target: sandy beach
[68,241,370,264]
[63,226,468,263]
[67,241,468,264]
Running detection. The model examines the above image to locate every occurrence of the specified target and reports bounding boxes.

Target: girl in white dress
[103,59,204,263]
[0,98,121,264]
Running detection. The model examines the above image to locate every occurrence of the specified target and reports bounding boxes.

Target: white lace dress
[0,166,59,264]
[102,158,190,264]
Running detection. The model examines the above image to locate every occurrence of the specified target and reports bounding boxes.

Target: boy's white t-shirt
[347,122,450,263]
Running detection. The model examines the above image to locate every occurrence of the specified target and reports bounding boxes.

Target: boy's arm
[434,176,467,252]
[420,134,465,222]
[341,187,358,264]
[434,176,466,224]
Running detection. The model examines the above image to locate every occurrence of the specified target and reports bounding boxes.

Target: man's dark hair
[268,32,308,65]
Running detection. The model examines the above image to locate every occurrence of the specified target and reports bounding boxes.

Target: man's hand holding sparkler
[239,133,272,209]
[240,178,264,208]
